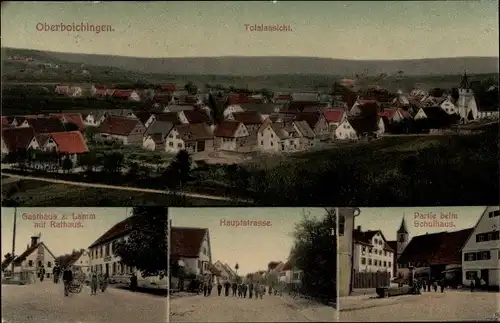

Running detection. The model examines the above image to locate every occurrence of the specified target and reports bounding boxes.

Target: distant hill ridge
[2,47,498,76]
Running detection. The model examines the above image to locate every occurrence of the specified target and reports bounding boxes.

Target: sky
[170,207,330,275]
[355,206,486,242]
[1,207,132,258]
[1,1,498,59]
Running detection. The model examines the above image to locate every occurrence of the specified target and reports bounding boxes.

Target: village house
[38,131,89,165]
[67,250,91,276]
[324,109,347,132]
[95,116,146,145]
[414,106,460,130]
[171,227,212,276]
[165,123,214,154]
[142,121,174,151]
[135,111,153,128]
[1,127,37,160]
[212,261,238,284]
[6,235,57,283]
[335,116,384,140]
[88,216,136,276]
[352,227,395,281]
[295,112,330,139]
[83,109,137,127]
[397,227,474,288]
[461,206,500,289]
[182,109,212,125]
[292,120,316,148]
[349,99,380,117]
[338,208,361,296]
[279,260,303,284]
[240,103,279,120]
[144,112,182,129]
[111,89,141,101]
[257,122,304,153]
[213,120,250,152]
[229,111,264,147]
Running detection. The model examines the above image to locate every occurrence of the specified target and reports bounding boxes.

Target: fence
[353,271,390,289]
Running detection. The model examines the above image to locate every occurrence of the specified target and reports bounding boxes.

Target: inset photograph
[337,206,499,322]
[1,206,168,323]
[169,207,337,322]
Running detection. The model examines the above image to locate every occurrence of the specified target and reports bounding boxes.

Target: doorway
[105,263,109,276]
[197,140,205,152]
[480,269,489,285]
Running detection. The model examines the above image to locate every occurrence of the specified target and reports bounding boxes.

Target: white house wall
[165,129,185,154]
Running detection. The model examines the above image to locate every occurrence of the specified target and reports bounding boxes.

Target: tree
[61,157,73,174]
[64,122,80,132]
[167,150,192,188]
[207,93,224,125]
[78,151,97,173]
[289,208,336,302]
[102,152,124,174]
[113,207,168,275]
[184,81,198,95]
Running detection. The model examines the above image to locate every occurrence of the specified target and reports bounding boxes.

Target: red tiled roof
[98,116,139,136]
[183,110,212,124]
[47,131,89,154]
[175,123,213,141]
[214,120,242,137]
[50,113,85,131]
[232,111,263,125]
[13,242,57,265]
[324,109,345,123]
[170,227,207,258]
[397,232,445,266]
[89,216,135,248]
[112,89,136,99]
[159,84,176,92]
[27,117,66,134]
[353,229,394,252]
[1,127,35,151]
[428,228,474,265]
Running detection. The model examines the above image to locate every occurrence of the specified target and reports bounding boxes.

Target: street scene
[169,207,336,322]
[1,206,169,323]
[337,206,500,321]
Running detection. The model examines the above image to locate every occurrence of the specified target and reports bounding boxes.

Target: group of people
[52,265,109,296]
[417,278,446,293]
[202,281,282,299]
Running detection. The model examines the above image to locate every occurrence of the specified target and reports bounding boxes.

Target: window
[362,246,366,253]
[465,271,477,280]
[105,243,110,257]
[374,239,378,244]
[198,260,202,270]
[383,261,387,267]
[361,258,366,265]
[47,262,52,268]
[369,248,372,254]
[28,260,33,267]
[489,210,500,218]
[339,215,345,236]
[384,251,387,256]
[476,231,500,242]
[270,141,273,146]
[368,259,372,265]
[203,247,207,255]
[260,140,263,145]
[177,143,182,148]
[388,262,391,267]
[38,261,42,267]
[271,134,274,138]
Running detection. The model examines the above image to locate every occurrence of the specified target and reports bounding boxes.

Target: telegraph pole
[11,207,17,273]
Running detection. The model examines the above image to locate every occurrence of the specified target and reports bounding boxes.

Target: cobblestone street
[169,293,337,322]
[1,281,167,323]
[339,290,500,322]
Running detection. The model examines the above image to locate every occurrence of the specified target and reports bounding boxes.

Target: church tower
[457,71,478,123]
[396,216,409,259]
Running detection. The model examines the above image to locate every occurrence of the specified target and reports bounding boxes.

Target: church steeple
[460,70,470,89]
[397,217,408,234]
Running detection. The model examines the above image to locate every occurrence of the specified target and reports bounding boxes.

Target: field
[1,179,241,206]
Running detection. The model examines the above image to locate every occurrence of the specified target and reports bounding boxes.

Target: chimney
[31,236,40,247]
[356,225,361,231]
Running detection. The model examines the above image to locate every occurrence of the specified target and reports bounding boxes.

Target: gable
[235,123,249,137]
[462,206,500,252]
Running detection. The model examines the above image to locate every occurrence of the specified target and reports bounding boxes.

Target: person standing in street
[440,278,445,293]
[243,283,248,298]
[232,282,237,296]
[39,265,46,282]
[130,272,138,292]
[224,281,230,296]
[52,265,60,284]
[62,267,73,297]
[90,271,98,295]
[208,280,213,296]
[249,282,254,299]
[255,283,260,299]
[470,279,475,292]
[203,280,208,297]
[217,282,222,296]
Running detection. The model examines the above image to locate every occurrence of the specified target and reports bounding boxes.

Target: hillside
[2,47,498,76]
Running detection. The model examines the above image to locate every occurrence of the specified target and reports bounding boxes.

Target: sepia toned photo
[1,206,169,323]
[0,1,498,207]
[337,206,499,322]
[169,207,336,322]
